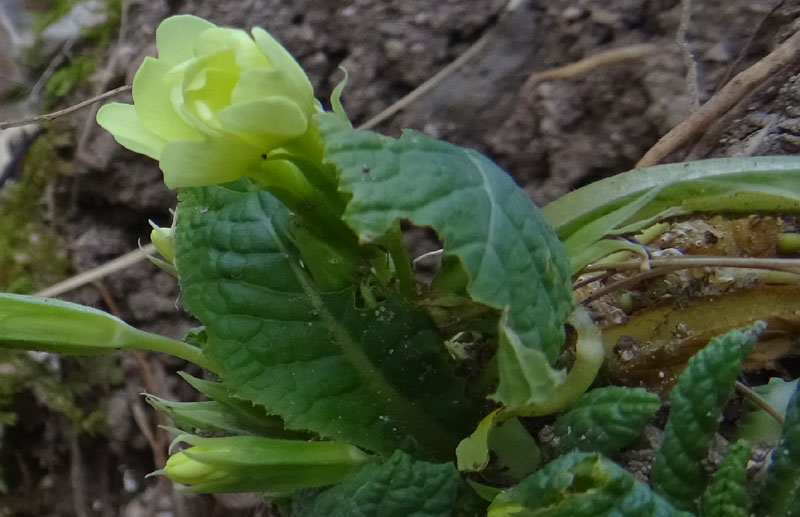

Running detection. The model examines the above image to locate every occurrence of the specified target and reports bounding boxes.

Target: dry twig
[524,43,658,90]
[636,28,800,168]
[0,85,131,130]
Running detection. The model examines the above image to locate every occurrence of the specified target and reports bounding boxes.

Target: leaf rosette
[97,15,318,188]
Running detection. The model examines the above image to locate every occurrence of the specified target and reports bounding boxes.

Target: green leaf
[0,293,213,370]
[296,450,461,517]
[316,115,574,402]
[736,377,798,447]
[175,184,477,459]
[543,156,800,272]
[487,452,692,517]
[552,386,660,458]
[758,381,800,517]
[701,439,750,517]
[651,322,765,511]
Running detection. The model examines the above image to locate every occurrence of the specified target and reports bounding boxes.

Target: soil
[1,0,799,515]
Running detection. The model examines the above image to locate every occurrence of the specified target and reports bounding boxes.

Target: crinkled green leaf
[651,322,765,511]
[552,386,660,458]
[542,156,800,272]
[758,382,800,517]
[488,452,692,517]
[297,450,461,517]
[175,184,477,459]
[316,113,573,412]
[701,439,750,517]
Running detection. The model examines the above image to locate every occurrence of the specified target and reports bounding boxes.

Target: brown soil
[2,0,799,515]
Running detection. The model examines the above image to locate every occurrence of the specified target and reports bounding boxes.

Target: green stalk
[380,223,416,299]
[0,293,218,373]
[128,328,218,373]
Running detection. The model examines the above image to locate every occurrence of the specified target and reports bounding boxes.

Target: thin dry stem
[35,243,155,298]
[736,380,785,425]
[524,43,658,89]
[0,85,131,130]
[581,256,800,274]
[636,28,800,168]
[578,255,800,304]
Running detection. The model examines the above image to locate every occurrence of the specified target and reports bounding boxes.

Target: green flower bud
[97,15,318,189]
[149,219,175,263]
[159,434,372,494]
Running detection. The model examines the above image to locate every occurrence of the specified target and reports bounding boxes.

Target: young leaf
[316,113,574,411]
[651,322,765,510]
[175,185,477,459]
[701,439,751,517]
[552,386,661,458]
[296,450,462,517]
[758,382,800,517]
[487,451,692,517]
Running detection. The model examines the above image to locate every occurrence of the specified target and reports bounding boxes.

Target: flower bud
[159,434,372,494]
[97,15,318,189]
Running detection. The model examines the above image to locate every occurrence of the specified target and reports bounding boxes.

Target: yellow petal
[251,28,313,100]
[159,137,260,188]
[217,97,308,144]
[133,57,201,142]
[155,15,216,65]
[96,103,166,159]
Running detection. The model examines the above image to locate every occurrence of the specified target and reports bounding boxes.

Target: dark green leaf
[488,451,692,516]
[651,322,764,510]
[553,386,660,457]
[701,439,750,517]
[317,113,574,411]
[175,185,476,459]
[297,450,461,517]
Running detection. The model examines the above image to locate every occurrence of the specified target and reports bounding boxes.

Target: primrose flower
[97,15,318,188]
[159,434,371,494]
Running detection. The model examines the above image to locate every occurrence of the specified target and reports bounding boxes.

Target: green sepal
[701,439,751,517]
[651,322,765,510]
[174,372,311,439]
[296,449,461,517]
[487,451,692,517]
[552,386,661,458]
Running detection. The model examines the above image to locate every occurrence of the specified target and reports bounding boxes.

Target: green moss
[0,134,72,294]
[36,0,123,106]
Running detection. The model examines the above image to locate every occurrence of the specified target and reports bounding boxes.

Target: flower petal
[96,103,166,159]
[155,15,216,65]
[133,56,202,142]
[251,28,313,100]
[194,27,268,69]
[217,97,308,145]
[159,137,260,188]
[231,68,299,105]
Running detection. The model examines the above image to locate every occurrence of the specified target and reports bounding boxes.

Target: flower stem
[381,223,416,299]
[128,328,218,373]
